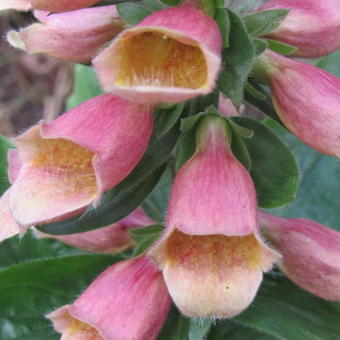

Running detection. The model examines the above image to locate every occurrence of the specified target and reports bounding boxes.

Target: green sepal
[267,39,297,55]
[217,9,255,106]
[243,9,289,37]
[117,3,152,25]
[129,224,164,256]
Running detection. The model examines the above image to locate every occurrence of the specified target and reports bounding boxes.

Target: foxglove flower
[259,0,340,58]
[93,5,222,104]
[253,49,340,157]
[38,208,154,253]
[47,256,171,340]
[7,6,124,63]
[7,94,153,228]
[261,212,340,301]
[149,115,279,318]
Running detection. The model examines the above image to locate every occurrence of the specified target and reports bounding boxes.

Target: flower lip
[93,4,222,104]
[93,26,221,104]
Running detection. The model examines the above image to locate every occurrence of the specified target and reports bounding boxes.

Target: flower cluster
[1,0,340,339]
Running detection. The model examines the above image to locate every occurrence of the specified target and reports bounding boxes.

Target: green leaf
[316,50,340,77]
[217,9,255,106]
[66,65,102,110]
[264,119,340,231]
[143,0,167,11]
[117,3,152,25]
[37,113,180,235]
[0,231,83,269]
[228,118,254,139]
[159,306,213,340]
[0,254,121,340]
[215,8,230,48]
[234,274,340,340]
[231,133,251,170]
[156,103,185,139]
[245,81,267,100]
[231,117,299,208]
[142,167,172,222]
[243,9,289,37]
[0,135,13,195]
[267,39,297,55]
[129,224,164,255]
[253,39,268,56]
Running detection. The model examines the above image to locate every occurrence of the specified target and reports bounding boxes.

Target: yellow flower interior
[116,31,208,89]
[64,318,104,340]
[33,138,97,197]
[166,230,261,272]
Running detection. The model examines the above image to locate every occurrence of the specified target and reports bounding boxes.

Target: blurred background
[0,10,74,137]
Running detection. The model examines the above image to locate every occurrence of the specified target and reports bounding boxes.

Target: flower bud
[254,49,340,157]
[38,208,154,254]
[260,212,340,301]
[47,256,171,340]
[149,116,279,318]
[93,5,222,104]
[7,6,124,64]
[259,0,340,58]
[9,94,153,227]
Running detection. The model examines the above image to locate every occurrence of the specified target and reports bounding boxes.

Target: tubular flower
[259,0,340,58]
[93,5,222,104]
[149,116,279,318]
[37,208,155,254]
[7,6,124,63]
[47,256,171,340]
[253,49,340,157]
[8,94,153,228]
[260,212,340,301]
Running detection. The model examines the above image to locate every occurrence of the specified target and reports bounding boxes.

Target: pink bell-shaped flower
[93,5,222,105]
[253,49,340,157]
[259,0,340,58]
[149,115,279,318]
[47,256,171,340]
[7,6,124,63]
[6,94,153,228]
[261,212,340,301]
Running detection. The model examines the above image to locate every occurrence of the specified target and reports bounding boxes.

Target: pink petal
[47,257,171,340]
[0,0,31,11]
[0,190,20,242]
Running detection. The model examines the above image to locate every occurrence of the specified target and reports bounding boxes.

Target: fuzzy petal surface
[0,190,20,242]
[10,94,153,226]
[93,5,222,104]
[159,230,277,318]
[167,119,258,236]
[261,212,340,300]
[67,257,171,340]
[258,50,340,157]
[11,6,124,63]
